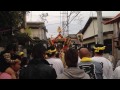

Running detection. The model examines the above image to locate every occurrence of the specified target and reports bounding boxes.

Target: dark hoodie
[19,58,57,79]
[57,67,90,79]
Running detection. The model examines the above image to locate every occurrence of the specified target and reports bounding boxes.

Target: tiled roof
[103,13,120,24]
[81,17,112,34]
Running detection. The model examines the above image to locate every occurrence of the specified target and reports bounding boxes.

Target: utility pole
[62,11,81,37]
[97,11,104,44]
[66,11,69,36]
[62,11,68,37]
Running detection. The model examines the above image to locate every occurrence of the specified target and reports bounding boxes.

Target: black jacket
[19,58,57,79]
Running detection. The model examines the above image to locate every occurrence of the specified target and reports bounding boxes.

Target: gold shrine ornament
[57,26,62,33]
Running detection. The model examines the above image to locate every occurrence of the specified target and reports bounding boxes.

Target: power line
[67,11,75,21]
[63,12,81,31]
[60,11,62,27]
[47,22,79,26]
[69,12,81,24]
[62,11,68,36]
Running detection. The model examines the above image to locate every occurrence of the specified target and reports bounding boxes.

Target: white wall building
[27,22,47,40]
[80,17,113,54]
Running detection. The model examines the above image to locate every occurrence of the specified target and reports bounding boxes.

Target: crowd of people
[0,42,120,79]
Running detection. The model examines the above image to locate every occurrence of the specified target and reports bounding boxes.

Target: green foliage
[0,11,28,29]
[15,32,30,45]
[25,27,32,36]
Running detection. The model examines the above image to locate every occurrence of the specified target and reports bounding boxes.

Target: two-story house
[27,22,47,40]
[81,17,113,52]
[103,13,120,60]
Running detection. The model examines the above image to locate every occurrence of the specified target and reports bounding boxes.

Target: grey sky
[26,11,120,38]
